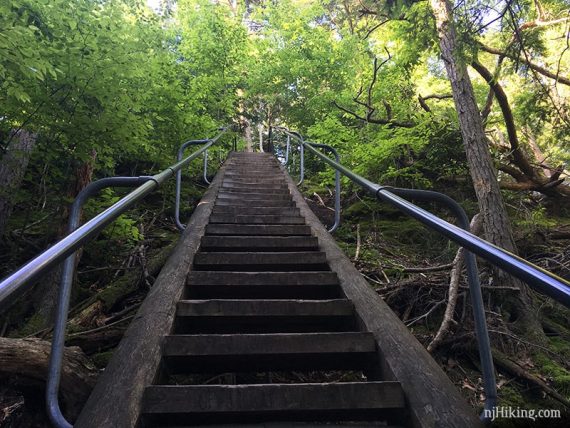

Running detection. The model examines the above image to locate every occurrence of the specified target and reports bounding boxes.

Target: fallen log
[0,337,97,420]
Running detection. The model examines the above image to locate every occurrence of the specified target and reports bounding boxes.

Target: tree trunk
[32,152,97,329]
[428,0,544,339]
[0,129,37,238]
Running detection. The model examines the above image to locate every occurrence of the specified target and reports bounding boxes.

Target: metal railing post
[203,150,210,185]
[46,176,152,428]
[175,140,210,231]
[387,187,497,418]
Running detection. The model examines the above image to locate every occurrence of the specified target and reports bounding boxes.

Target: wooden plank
[209,214,305,224]
[193,251,329,271]
[162,332,376,372]
[187,271,339,286]
[163,332,374,355]
[206,224,311,235]
[75,152,231,428]
[217,192,291,200]
[200,236,317,251]
[215,199,295,207]
[142,382,405,418]
[186,271,341,300]
[282,165,483,427]
[176,299,353,317]
[212,206,300,216]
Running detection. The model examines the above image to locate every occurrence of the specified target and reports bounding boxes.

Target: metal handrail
[174,139,210,230]
[272,127,340,232]
[0,126,231,427]
[269,126,570,421]
[47,176,153,428]
[174,131,238,231]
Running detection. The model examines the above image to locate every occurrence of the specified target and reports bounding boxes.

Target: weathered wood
[142,382,405,424]
[217,192,291,200]
[163,332,376,372]
[194,251,328,271]
[209,214,305,224]
[177,299,353,317]
[282,166,482,427]
[215,199,295,207]
[212,206,300,216]
[163,332,375,356]
[205,224,311,235]
[219,186,289,193]
[188,271,339,286]
[75,154,229,428]
[200,236,317,250]
[174,299,355,333]
[0,337,97,420]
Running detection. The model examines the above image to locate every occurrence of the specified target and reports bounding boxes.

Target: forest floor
[1,183,569,427]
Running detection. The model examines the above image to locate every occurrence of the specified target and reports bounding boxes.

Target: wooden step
[221,185,288,192]
[162,332,376,373]
[188,271,339,286]
[223,179,287,185]
[209,215,305,225]
[212,206,300,216]
[186,271,340,299]
[224,171,282,176]
[193,252,328,271]
[174,299,355,333]
[220,185,289,193]
[217,192,291,201]
[177,299,353,317]
[200,236,318,251]
[142,382,405,424]
[206,224,311,236]
[215,199,295,208]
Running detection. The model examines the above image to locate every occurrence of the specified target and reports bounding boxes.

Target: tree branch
[471,60,539,179]
[479,43,570,86]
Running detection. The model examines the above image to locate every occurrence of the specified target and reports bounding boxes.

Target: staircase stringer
[280,163,482,428]
[75,160,229,428]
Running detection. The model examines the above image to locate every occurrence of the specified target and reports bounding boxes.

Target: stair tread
[215,200,295,207]
[176,299,353,317]
[163,332,374,356]
[212,207,300,215]
[217,193,291,200]
[142,382,405,414]
[209,215,305,225]
[194,252,327,265]
[200,236,318,250]
[188,271,339,286]
[206,224,311,235]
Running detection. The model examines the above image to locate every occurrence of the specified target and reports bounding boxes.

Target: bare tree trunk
[258,123,264,153]
[243,117,253,152]
[0,130,37,238]
[32,152,97,328]
[428,0,544,339]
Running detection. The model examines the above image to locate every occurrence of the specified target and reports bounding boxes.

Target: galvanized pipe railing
[272,127,340,232]
[174,132,238,230]
[269,126,570,420]
[0,126,232,427]
[174,139,210,231]
[47,176,153,428]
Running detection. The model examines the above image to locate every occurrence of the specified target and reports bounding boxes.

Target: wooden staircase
[76,152,481,428]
